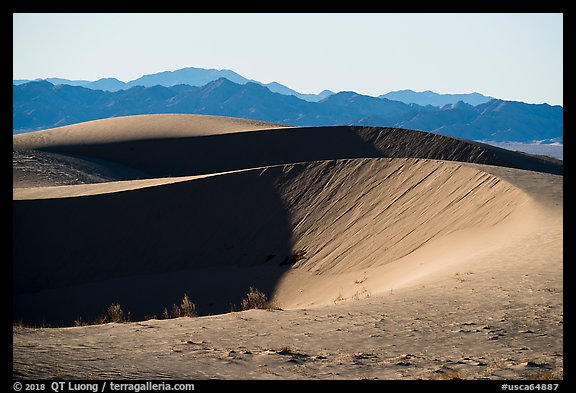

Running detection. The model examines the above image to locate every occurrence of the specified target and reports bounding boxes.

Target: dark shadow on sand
[41,126,563,177]
[13,126,385,326]
[13,125,562,325]
[13,168,295,325]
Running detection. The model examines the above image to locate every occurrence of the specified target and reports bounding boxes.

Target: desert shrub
[108,303,126,323]
[106,303,130,323]
[172,304,182,318]
[12,319,31,328]
[180,294,198,317]
[93,303,130,324]
[165,294,198,318]
[241,287,270,310]
[94,315,108,325]
[13,320,52,328]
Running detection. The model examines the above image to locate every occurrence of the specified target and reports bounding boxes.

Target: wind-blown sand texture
[13,114,562,380]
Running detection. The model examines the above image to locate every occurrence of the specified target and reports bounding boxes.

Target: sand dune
[13,115,562,189]
[13,114,291,187]
[13,114,290,148]
[12,114,562,380]
[13,158,544,322]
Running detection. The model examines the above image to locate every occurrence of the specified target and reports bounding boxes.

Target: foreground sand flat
[14,251,562,380]
[13,115,562,380]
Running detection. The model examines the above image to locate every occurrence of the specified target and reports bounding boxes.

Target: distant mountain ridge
[13,67,334,103]
[380,89,493,107]
[13,78,563,143]
[15,66,498,107]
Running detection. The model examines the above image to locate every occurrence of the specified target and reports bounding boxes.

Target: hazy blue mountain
[316,90,335,100]
[13,81,107,131]
[380,89,492,107]
[13,67,333,102]
[125,67,249,88]
[257,84,332,102]
[13,78,91,86]
[13,79,35,85]
[317,92,417,124]
[396,99,562,142]
[124,67,333,102]
[256,82,334,102]
[260,81,299,96]
[448,99,563,142]
[84,78,127,92]
[13,79,562,143]
[45,78,91,86]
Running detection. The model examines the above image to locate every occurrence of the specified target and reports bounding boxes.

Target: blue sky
[13,13,563,105]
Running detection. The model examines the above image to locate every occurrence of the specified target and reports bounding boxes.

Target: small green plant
[241,287,270,310]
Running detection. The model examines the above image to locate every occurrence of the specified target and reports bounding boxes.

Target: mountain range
[380,89,492,107]
[14,66,498,107]
[13,77,563,143]
[13,67,335,103]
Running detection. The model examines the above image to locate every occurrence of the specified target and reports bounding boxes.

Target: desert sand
[13,114,562,380]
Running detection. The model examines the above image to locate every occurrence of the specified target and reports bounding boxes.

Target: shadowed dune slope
[11,115,563,380]
[14,158,539,324]
[13,115,562,188]
[13,115,562,325]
